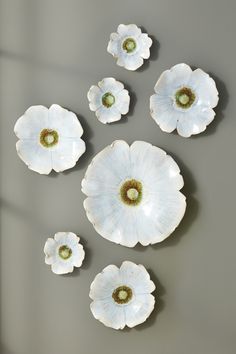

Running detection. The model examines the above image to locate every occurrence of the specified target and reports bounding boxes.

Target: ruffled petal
[154,63,192,95]
[14,105,49,139]
[48,104,83,138]
[89,265,121,300]
[95,106,121,124]
[138,33,152,59]
[117,24,141,37]
[177,106,216,137]
[51,138,85,172]
[44,238,57,265]
[72,244,85,267]
[117,53,144,71]
[90,299,126,330]
[188,68,219,108]
[124,294,155,328]
[51,261,74,275]
[16,140,52,174]
[150,94,179,133]
[115,89,130,114]
[98,77,124,94]
[87,85,102,111]
[120,261,155,294]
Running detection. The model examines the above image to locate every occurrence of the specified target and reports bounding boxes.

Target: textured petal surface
[16,140,52,174]
[87,85,102,111]
[82,141,186,247]
[51,261,74,275]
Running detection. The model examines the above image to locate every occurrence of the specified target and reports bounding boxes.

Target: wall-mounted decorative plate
[90,261,156,329]
[82,140,186,247]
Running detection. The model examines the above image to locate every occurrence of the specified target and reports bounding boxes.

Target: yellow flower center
[112,286,133,304]
[122,38,136,53]
[40,129,59,148]
[175,87,196,109]
[120,179,142,206]
[102,92,115,108]
[58,245,72,260]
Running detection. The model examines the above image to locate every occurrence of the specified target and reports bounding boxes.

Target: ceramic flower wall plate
[44,232,85,275]
[107,24,153,71]
[150,63,219,137]
[14,104,86,174]
[87,77,130,124]
[90,261,155,329]
[82,140,186,248]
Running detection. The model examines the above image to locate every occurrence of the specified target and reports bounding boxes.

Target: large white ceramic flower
[87,78,130,124]
[90,261,155,329]
[44,232,85,275]
[14,104,86,174]
[150,63,219,137]
[82,140,186,248]
[107,24,153,71]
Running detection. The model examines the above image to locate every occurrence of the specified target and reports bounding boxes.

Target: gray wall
[0,0,235,353]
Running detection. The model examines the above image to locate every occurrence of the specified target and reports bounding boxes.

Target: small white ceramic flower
[107,24,153,71]
[87,77,130,124]
[14,104,86,174]
[82,140,186,248]
[150,63,219,137]
[44,232,85,275]
[90,261,155,330]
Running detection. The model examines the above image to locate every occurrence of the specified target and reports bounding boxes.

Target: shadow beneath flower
[122,270,165,332]
[134,155,198,252]
[136,27,160,73]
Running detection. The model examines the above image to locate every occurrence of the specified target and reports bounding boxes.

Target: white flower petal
[87,85,102,111]
[120,261,155,294]
[177,106,216,137]
[117,24,141,37]
[125,294,155,328]
[95,106,121,124]
[98,77,124,94]
[72,244,85,267]
[51,261,74,275]
[138,33,152,59]
[188,68,219,107]
[16,140,52,174]
[51,138,85,172]
[90,299,126,330]
[154,63,192,95]
[89,264,121,300]
[117,53,144,71]
[14,105,49,139]
[44,238,57,265]
[115,89,130,114]
[48,104,83,138]
[150,94,179,133]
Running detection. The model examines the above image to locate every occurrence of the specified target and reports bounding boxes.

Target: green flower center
[58,245,72,260]
[175,87,196,109]
[120,179,142,206]
[102,92,115,108]
[112,286,133,304]
[122,38,136,53]
[40,129,59,148]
